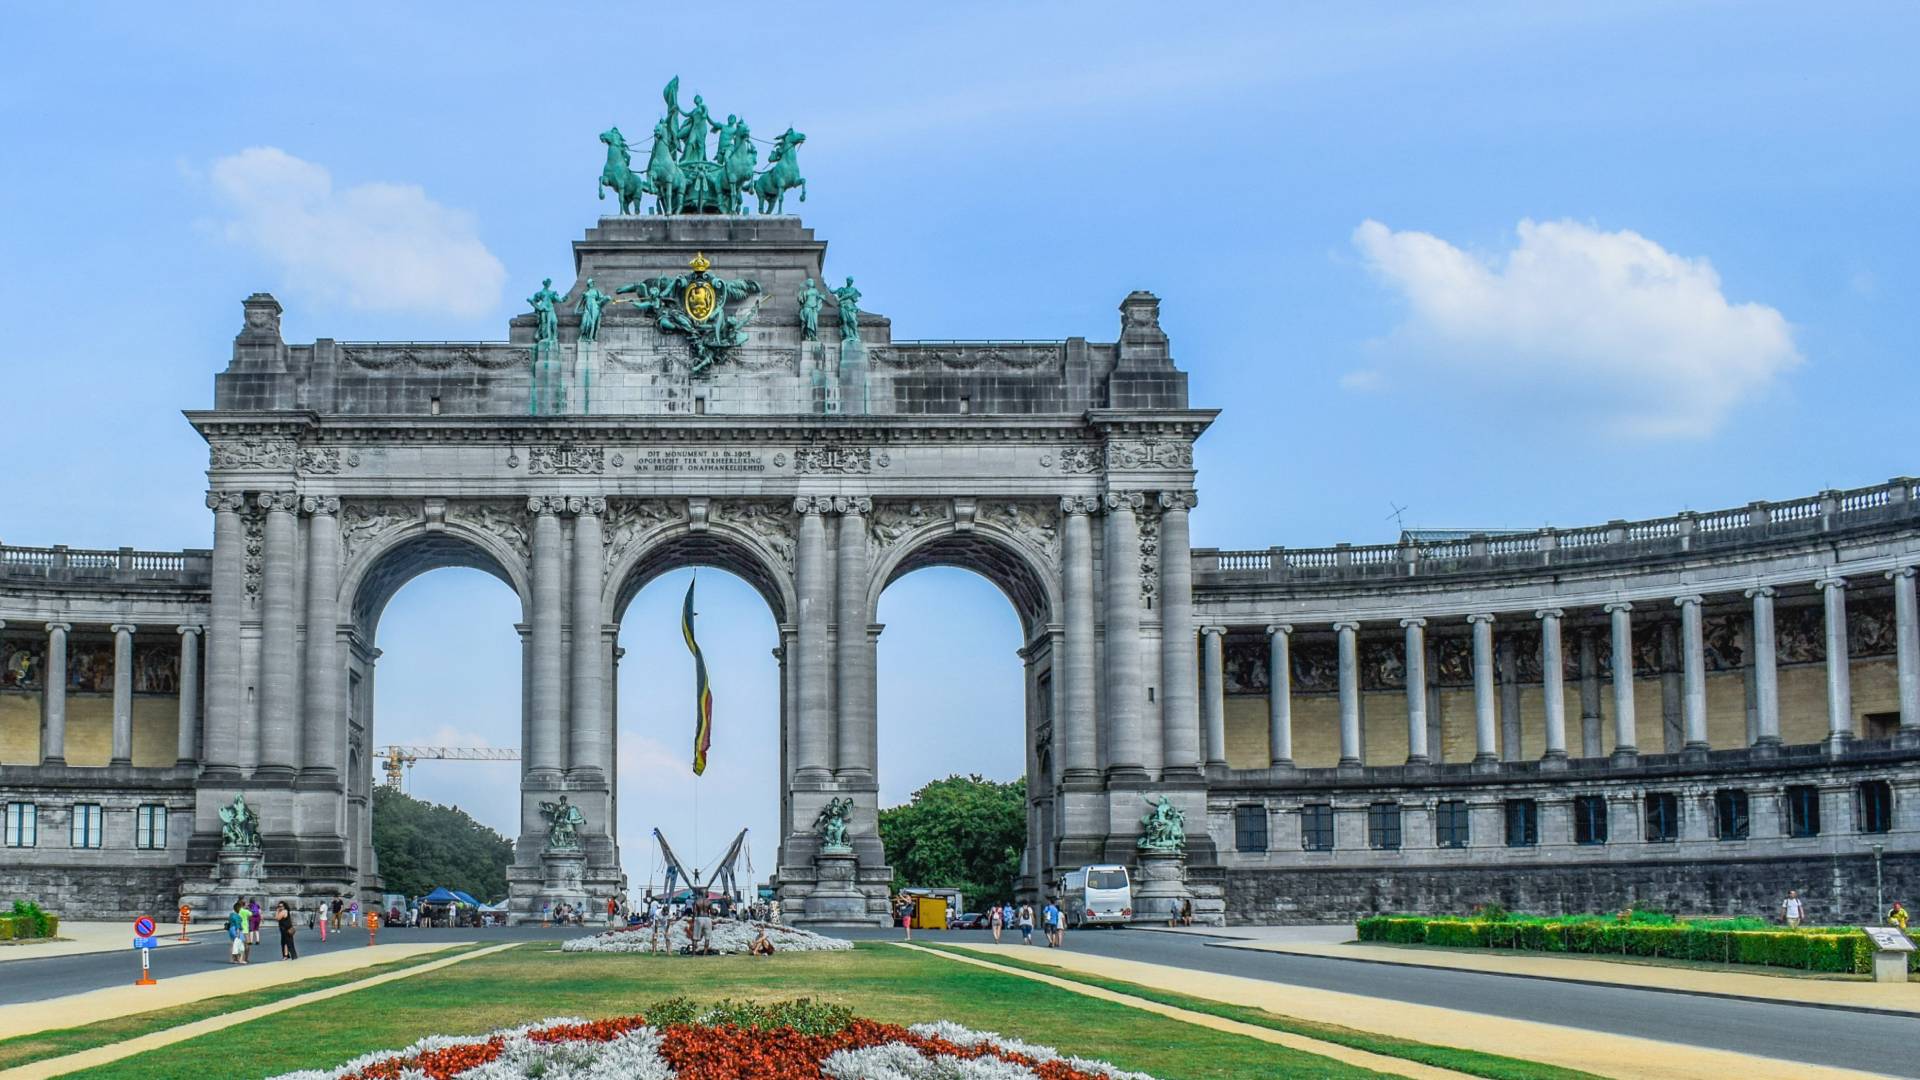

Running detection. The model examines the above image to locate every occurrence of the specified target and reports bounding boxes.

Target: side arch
[339,523,532,635]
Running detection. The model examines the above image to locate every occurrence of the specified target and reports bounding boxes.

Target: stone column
[256,491,300,778]
[568,497,607,781]
[109,623,137,765]
[1334,620,1362,766]
[1497,636,1521,761]
[1605,602,1638,760]
[1467,613,1497,763]
[1889,567,1919,736]
[1266,624,1292,766]
[1675,595,1709,752]
[42,621,70,765]
[1198,624,1226,768]
[1402,618,1429,764]
[1537,609,1567,760]
[1578,627,1603,758]
[793,496,832,782]
[1746,586,1780,746]
[527,497,566,778]
[834,496,874,779]
[176,625,202,766]
[1819,576,1852,749]
[1157,491,1201,776]
[1101,492,1147,779]
[202,492,246,778]
[301,497,342,784]
[1059,497,1100,780]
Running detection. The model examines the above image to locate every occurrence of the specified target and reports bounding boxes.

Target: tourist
[331,896,344,931]
[989,903,1004,944]
[749,927,775,956]
[275,901,298,959]
[606,896,618,924]
[1180,897,1194,927]
[1018,903,1035,945]
[246,898,262,962]
[1002,901,1016,935]
[1782,890,1805,929]
[1042,898,1062,947]
[227,902,247,964]
[1889,901,1909,931]
[897,898,914,941]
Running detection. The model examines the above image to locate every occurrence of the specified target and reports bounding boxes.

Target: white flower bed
[559,917,852,955]
[264,1017,1161,1080]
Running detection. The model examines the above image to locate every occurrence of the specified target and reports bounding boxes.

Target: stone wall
[0,865,186,920]
[1219,851,1920,925]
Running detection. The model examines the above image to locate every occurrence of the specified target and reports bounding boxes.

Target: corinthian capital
[256,491,299,513]
[1158,490,1198,512]
[205,491,248,514]
[1059,495,1101,516]
[300,495,341,517]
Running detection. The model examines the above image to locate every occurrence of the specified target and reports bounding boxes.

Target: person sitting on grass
[749,927,775,956]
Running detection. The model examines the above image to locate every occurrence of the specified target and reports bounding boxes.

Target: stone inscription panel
[629,448,766,474]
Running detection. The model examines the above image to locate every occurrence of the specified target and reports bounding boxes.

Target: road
[5,923,1913,1076]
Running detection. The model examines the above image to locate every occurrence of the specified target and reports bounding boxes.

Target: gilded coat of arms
[615,252,762,374]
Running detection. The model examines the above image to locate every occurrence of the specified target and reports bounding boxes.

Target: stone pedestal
[218,849,264,893]
[801,848,868,924]
[1131,849,1193,924]
[541,849,588,913]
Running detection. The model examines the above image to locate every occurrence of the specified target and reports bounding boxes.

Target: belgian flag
[683,578,714,776]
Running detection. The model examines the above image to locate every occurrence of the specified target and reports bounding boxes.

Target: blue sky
[2,4,1914,889]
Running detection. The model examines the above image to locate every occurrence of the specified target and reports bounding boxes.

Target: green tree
[370,786,514,901]
[878,774,1026,908]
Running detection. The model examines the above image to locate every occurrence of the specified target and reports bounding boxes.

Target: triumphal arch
[6,78,1916,924]
[177,83,1211,922]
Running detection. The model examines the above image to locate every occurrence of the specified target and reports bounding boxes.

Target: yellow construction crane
[376,745,521,788]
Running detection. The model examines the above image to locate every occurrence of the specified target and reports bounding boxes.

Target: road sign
[133,915,155,938]
[133,936,158,949]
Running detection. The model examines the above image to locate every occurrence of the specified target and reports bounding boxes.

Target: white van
[1060,864,1133,927]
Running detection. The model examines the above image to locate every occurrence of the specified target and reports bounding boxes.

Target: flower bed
[1357,914,1919,975]
[560,918,852,955]
[266,1000,1158,1079]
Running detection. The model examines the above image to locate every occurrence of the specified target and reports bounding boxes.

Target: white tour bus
[1060,864,1133,927]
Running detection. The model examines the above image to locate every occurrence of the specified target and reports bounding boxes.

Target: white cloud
[1352,218,1801,437]
[1339,369,1385,392]
[209,147,505,317]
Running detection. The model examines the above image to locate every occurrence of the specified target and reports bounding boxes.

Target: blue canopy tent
[450,890,481,908]
[419,887,461,905]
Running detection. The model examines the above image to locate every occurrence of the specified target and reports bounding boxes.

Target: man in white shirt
[1782,890,1805,928]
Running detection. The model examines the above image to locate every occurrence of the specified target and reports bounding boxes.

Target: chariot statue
[218,793,261,850]
[1137,795,1185,853]
[597,77,807,217]
[540,795,586,851]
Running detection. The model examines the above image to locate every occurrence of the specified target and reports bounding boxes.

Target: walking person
[275,901,298,960]
[1018,902,1035,945]
[898,897,914,941]
[989,903,1004,944]
[1043,898,1063,948]
[226,902,247,964]
[1782,889,1805,929]
[331,896,344,932]
[244,898,261,963]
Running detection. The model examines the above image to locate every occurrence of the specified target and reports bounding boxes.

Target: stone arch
[604,520,796,626]
[339,522,532,635]
[866,517,1059,638]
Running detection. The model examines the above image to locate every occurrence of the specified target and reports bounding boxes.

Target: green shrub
[1376,912,1888,975]
[0,902,57,940]
[643,997,855,1036]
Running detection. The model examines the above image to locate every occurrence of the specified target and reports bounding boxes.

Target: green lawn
[62,942,1399,1080]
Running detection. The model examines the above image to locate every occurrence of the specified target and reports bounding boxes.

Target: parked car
[949,911,989,930]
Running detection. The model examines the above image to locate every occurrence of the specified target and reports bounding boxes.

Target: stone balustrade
[0,544,211,587]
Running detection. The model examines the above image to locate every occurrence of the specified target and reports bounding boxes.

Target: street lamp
[1873,843,1885,919]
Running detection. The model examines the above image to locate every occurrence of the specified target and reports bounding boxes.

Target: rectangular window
[1234,805,1268,852]
[1786,785,1821,838]
[1858,781,1893,834]
[1644,793,1679,843]
[135,804,167,850]
[1504,799,1538,848]
[1367,803,1402,850]
[3,802,34,848]
[1574,795,1609,845]
[1300,804,1335,851]
[1714,789,1750,841]
[1434,799,1470,848]
[70,803,103,849]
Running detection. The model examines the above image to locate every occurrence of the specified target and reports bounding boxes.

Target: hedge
[0,901,60,941]
[1356,915,1919,976]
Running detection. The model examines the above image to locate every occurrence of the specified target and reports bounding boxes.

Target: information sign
[1863,926,1916,952]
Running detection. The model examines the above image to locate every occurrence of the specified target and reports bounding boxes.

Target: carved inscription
[631,448,766,473]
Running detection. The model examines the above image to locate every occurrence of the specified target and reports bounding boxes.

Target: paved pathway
[949,942,1890,1080]
[0,943,515,1080]
[904,943,1471,1080]
[0,921,225,961]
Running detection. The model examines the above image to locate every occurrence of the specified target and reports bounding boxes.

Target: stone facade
[1,210,1915,928]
